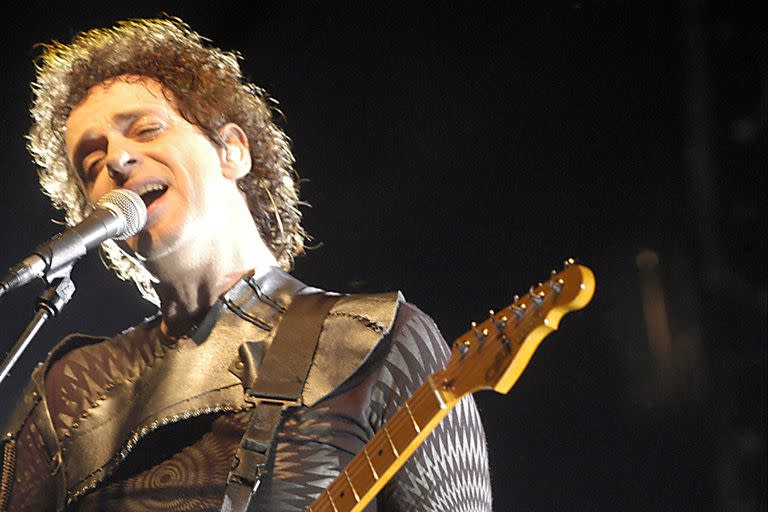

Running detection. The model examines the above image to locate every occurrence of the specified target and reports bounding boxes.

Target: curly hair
[27,17,305,305]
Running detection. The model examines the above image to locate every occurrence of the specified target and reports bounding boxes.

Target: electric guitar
[306,260,596,511]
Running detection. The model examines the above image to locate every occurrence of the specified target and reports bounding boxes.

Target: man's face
[65,77,235,260]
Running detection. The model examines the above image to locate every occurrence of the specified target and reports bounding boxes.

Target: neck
[148,219,278,339]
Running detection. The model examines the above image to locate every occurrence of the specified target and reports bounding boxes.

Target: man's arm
[368,302,493,511]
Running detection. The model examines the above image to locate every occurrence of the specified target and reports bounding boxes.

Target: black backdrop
[0,3,764,510]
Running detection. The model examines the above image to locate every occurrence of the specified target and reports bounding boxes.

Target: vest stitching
[327,311,386,334]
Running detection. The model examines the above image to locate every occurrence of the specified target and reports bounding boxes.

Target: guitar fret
[344,469,360,502]
[363,447,379,480]
[404,402,421,433]
[383,426,399,457]
[427,375,448,410]
[326,488,339,512]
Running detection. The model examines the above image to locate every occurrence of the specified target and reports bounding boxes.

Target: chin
[138,222,202,265]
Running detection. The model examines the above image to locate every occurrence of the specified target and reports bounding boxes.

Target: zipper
[66,403,250,505]
[0,438,17,511]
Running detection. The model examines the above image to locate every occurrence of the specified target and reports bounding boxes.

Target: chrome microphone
[0,189,147,297]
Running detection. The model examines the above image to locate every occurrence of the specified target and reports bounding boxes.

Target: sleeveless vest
[1,267,402,511]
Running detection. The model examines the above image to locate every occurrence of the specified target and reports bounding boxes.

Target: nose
[106,149,140,184]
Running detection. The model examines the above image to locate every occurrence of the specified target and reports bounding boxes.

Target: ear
[218,123,251,180]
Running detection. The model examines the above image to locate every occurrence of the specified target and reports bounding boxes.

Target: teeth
[135,183,167,197]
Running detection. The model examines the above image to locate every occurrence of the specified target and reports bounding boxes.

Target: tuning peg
[564,257,576,267]
[513,294,520,303]
[548,279,563,293]
[500,333,512,352]
[471,321,485,342]
[530,292,544,306]
[511,303,526,318]
[551,269,557,276]
[454,339,472,357]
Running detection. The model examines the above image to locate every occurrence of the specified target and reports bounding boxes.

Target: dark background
[0,2,765,510]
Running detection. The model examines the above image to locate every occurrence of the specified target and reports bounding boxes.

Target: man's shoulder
[324,290,405,336]
[44,315,162,389]
[42,316,163,434]
[301,289,404,406]
[48,314,161,362]
[300,291,451,408]
[2,316,161,439]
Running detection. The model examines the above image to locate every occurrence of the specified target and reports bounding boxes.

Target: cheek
[169,143,225,188]
[172,131,224,167]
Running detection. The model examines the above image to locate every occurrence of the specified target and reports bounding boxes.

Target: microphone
[0,189,147,297]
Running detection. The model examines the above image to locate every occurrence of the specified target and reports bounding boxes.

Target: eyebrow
[69,108,168,176]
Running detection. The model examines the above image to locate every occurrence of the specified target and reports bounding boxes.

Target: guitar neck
[307,376,455,512]
[307,262,596,512]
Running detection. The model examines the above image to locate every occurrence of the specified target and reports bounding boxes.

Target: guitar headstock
[436,260,595,399]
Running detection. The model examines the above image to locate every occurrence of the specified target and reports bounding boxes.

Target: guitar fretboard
[307,376,452,512]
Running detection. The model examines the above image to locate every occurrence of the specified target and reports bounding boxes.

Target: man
[0,18,491,511]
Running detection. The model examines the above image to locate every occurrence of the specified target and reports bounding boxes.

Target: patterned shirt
[3,302,492,511]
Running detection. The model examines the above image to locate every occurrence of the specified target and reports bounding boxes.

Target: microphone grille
[95,189,148,239]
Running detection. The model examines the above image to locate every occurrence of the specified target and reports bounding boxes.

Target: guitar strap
[221,291,342,512]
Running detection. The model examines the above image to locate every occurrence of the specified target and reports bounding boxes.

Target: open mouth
[136,183,168,208]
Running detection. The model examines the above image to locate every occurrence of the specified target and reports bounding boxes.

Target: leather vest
[1,267,402,511]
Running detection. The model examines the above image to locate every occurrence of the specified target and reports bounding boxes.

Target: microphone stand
[0,268,76,386]
[0,189,144,387]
